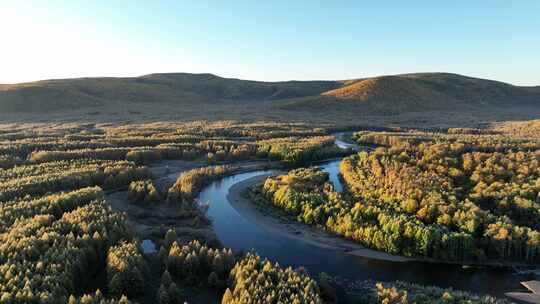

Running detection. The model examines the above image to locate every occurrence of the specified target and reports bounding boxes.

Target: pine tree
[68,295,77,304]
[108,273,124,296]
[159,246,168,262]
[161,270,173,288]
[157,284,171,304]
[222,288,234,304]
[168,282,183,304]
[208,271,220,287]
[212,254,225,276]
[118,295,131,304]
[128,266,144,295]
[164,229,177,249]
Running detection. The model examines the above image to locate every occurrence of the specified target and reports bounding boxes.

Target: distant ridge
[278,73,540,113]
[0,72,538,114]
[0,73,340,112]
[335,73,537,105]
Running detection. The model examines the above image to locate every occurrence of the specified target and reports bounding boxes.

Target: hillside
[279,73,540,113]
[0,73,340,112]
[1,72,538,126]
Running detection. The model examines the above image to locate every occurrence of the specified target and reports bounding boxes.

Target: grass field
[1,72,538,128]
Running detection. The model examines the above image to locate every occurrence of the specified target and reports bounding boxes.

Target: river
[197,134,531,299]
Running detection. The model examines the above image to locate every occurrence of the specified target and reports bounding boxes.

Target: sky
[1,1,539,85]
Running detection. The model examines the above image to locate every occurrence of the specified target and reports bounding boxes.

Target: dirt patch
[106,190,217,242]
[104,159,280,244]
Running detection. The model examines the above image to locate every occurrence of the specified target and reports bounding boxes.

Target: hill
[0,72,538,126]
[0,73,340,112]
[278,73,540,114]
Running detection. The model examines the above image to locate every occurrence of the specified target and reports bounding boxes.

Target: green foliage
[262,167,331,214]
[167,165,237,207]
[261,168,453,258]
[0,160,151,202]
[157,270,184,304]
[376,283,408,304]
[107,241,146,298]
[0,200,132,303]
[0,122,337,303]
[0,186,103,233]
[342,131,540,262]
[224,253,324,304]
[68,291,133,304]
[260,133,540,263]
[128,180,163,204]
[364,281,509,304]
[257,135,345,166]
[163,239,234,287]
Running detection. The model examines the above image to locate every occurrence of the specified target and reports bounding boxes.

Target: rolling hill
[278,73,540,113]
[0,73,340,112]
[1,72,538,123]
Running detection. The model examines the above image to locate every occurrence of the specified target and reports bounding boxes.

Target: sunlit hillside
[1,72,538,130]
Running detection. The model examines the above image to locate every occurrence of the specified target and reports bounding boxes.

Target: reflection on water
[141,239,157,253]
[318,160,343,192]
[199,169,527,298]
[334,133,359,151]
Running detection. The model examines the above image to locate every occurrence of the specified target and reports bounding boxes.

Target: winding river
[198,134,531,298]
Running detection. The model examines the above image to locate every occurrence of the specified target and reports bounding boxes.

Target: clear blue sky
[1,0,539,85]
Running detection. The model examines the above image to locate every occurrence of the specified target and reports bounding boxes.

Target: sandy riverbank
[226,175,413,263]
[225,174,539,268]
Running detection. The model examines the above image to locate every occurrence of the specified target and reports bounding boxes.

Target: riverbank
[226,175,413,262]
[104,159,278,242]
[226,174,540,268]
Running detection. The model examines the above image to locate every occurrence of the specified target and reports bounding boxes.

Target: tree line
[259,159,540,262]
[0,122,331,169]
[257,135,346,166]
[222,253,324,304]
[107,241,146,298]
[166,165,237,207]
[128,180,163,204]
[342,131,540,262]
[0,160,150,202]
[0,200,133,303]
[367,281,508,304]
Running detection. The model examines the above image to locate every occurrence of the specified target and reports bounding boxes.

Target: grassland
[1,72,539,128]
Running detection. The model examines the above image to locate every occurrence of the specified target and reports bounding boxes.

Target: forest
[258,130,540,263]
[0,122,344,303]
[0,121,536,303]
[360,281,508,304]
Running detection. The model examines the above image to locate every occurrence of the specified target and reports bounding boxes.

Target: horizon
[1,1,539,85]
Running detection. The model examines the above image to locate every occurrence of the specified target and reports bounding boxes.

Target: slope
[0,73,340,113]
[278,73,539,114]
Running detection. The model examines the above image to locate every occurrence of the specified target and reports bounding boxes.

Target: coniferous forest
[3,2,540,302]
[260,130,540,263]
[0,121,539,303]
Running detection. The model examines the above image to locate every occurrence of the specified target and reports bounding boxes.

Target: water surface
[200,169,531,298]
[318,160,343,192]
[197,135,532,298]
[141,239,157,253]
